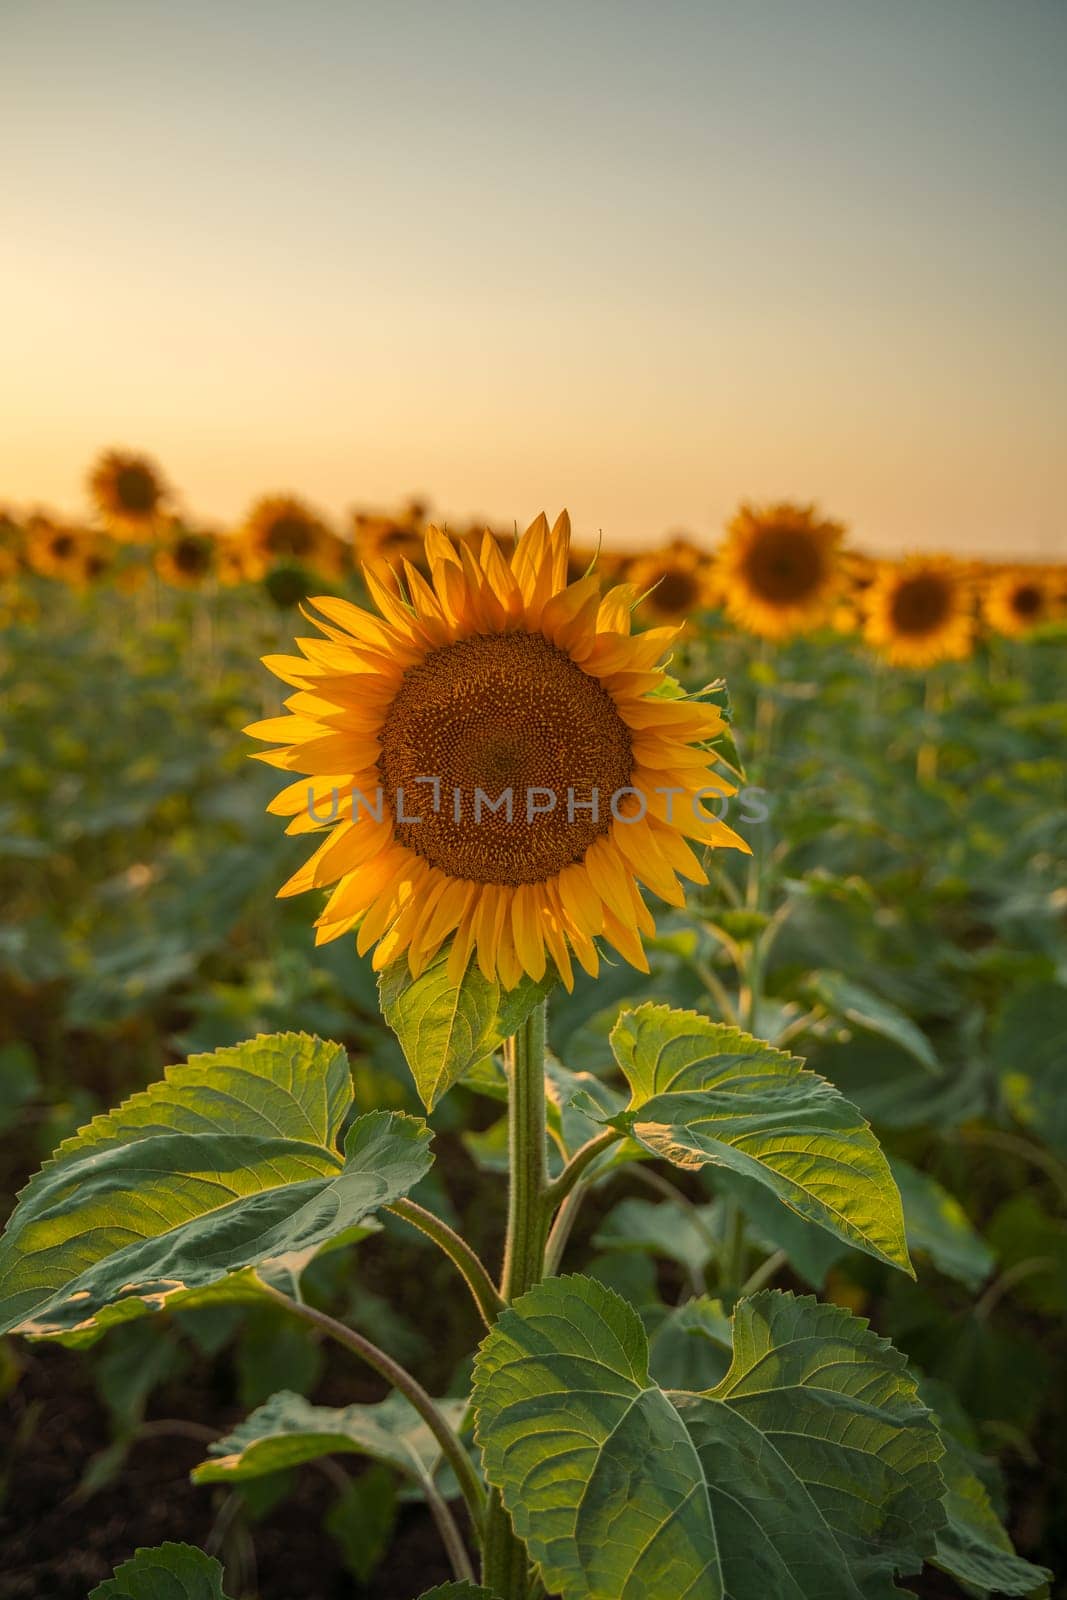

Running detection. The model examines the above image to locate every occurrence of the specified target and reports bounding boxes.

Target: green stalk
[500,1002,550,1301]
[482,1000,550,1597]
[386,1197,505,1327]
[260,1284,484,1540]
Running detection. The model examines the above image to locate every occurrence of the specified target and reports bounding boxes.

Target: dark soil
[0,1342,455,1600]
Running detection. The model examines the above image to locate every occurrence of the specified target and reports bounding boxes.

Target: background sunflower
[982,566,1055,637]
[624,535,717,624]
[863,555,975,667]
[717,501,844,639]
[87,449,169,539]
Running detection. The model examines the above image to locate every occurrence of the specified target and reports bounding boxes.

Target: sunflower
[717,502,844,638]
[624,536,717,624]
[87,449,168,537]
[352,501,429,571]
[25,516,91,583]
[863,555,974,668]
[247,512,747,989]
[155,523,216,588]
[981,566,1055,638]
[241,495,340,578]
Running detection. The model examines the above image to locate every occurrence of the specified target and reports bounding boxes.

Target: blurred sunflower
[155,524,216,589]
[625,536,717,624]
[863,556,974,667]
[352,501,429,571]
[982,566,1055,637]
[241,495,340,578]
[87,450,168,537]
[247,512,747,989]
[717,502,844,639]
[25,516,90,583]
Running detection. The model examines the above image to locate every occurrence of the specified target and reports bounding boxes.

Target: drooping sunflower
[717,502,845,639]
[863,555,974,668]
[624,536,718,625]
[241,495,341,578]
[155,523,216,589]
[247,512,747,989]
[981,566,1055,638]
[87,449,168,538]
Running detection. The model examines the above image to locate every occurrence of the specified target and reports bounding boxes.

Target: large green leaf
[0,1033,433,1339]
[89,1542,232,1599]
[379,951,557,1110]
[593,1005,911,1273]
[474,1275,944,1600]
[193,1388,467,1488]
[931,1425,1052,1595]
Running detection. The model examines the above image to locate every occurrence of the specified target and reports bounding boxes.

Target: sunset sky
[3,0,1065,556]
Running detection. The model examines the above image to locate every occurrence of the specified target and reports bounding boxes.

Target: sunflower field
[0,452,1065,1600]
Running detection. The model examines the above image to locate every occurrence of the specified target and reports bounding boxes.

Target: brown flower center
[743,527,825,604]
[115,464,159,516]
[174,537,211,575]
[378,632,633,885]
[890,574,952,635]
[1011,583,1043,619]
[649,566,700,616]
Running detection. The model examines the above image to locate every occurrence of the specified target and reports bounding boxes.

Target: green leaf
[193,1387,467,1488]
[931,1425,1052,1595]
[324,1466,398,1583]
[708,1166,847,1288]
[474,1275,945,1600]
[598,1005,912,1274]
[810,972,941,1074]
[647,1295,732,1390]
[889,1156,995,1290]
[379,950,557,1111]
[89,1542,233,1599]
[593,1196,718,1282]
[0,1032,433,1339]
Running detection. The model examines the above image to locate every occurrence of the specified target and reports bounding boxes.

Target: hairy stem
[259,1284,484,1539]
[483,1000,550,1597]
[386,1197,505,1327]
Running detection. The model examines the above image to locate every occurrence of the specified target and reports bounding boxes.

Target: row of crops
[0,464,1064,1599]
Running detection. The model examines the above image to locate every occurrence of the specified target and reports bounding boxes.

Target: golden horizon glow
[2,1,1065,562]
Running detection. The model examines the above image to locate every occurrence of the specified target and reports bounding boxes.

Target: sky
[2,0,1065,556]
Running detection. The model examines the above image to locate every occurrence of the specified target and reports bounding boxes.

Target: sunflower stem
[483,999,550,1598]
[500,1001,550,1302]
[258,1284,485,1541]
[385,1197,505,1327]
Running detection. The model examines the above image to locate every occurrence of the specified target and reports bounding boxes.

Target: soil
[0,1343,454,1600]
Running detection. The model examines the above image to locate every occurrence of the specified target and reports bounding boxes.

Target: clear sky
[3,0,1065,555]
